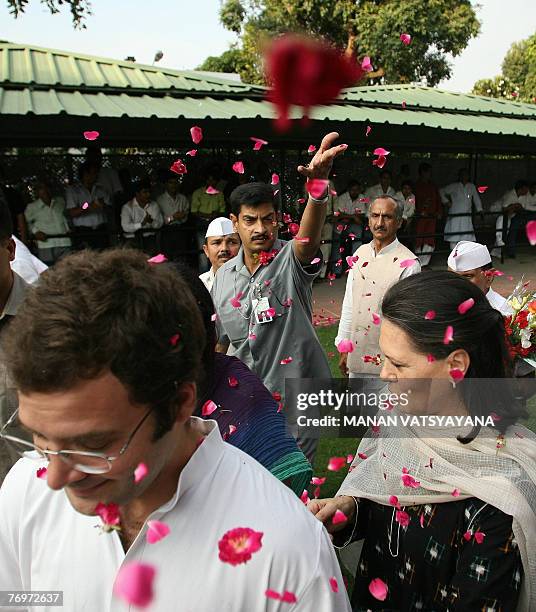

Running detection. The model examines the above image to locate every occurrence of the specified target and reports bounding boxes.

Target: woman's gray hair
[368,195,405,220]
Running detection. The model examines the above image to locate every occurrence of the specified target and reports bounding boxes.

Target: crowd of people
[0,132,535,611]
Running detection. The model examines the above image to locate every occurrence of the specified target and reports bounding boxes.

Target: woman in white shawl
[310,271,536,611]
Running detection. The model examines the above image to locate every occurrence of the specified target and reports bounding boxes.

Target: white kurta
[10,236,48,284]
[198,268,215,292]
[440,182,482,245]
[487,287,513,316]
[0,418,350,612]
[120,199,163,238]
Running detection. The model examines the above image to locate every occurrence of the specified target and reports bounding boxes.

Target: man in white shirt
[447,241,512,316]
[121,179,163,253]
[157,172,190,226]
[332,179,367,274]
[440,168,484,252]
[65,161,111,249]
[199,217,240,292]
[11,236,47,284]
[336,196,420,378]
[24,180,71,265]
[0,248,350,612]
[493,180,531,258]
[364,170,398,203]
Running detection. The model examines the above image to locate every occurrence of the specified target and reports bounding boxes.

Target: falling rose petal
[388,495,400,509]
[288,222,300,236]
[395,510,410,527]
[294,236,310,244]
[283,213,293,224]
[83,130,100,141]
[248,332,257,340]
[114,562,155,609]
[218,527,263,565]
[311,476,326,486]
[427,354,435,363]
[361,56,373,72]
[399,259,416,268]
[300,489,310,504]
[526,220,536,246]
[229,424,237,435]
[457,298,475,314]
[201,400,218,417]
[280,356,293,364]
[463,530,472,541]
[329,577,339,593]
[449,368,465,383]
[346,255,359,268]
[332,509,347,525]
[190,125,203,144]
[420,513,425,528]
[400,33,412,45]
[170,159,187,175]
[186,149,197,157]
[146,520,170,544]
[451,488,461,497]
[346,454,354,463]
[372,155,387,169]
[95,502,121,530]
[307,144,317,153]
[134,462,149,484]
[489,411,501,423]
[36,467,47,479]
[336,339,354,354]
[401,473,421,488]
[229,292,243,308]
[147,253,167,264]
[443,325,454,345]
[306,178,329,199]
[328,456,347,471]
[424,310,436,320]
[211,313,218,322]
[265,307,276,318]
[271,173,280,185]
[366,125,372,137]
[250,136,268,150]
[272,391,282,401]
[369,578,388,602]
[206,186,220,195]
[310,257,321,265]
[474,531,486,544]
[358,452,368,460]
[228,376,239,388]
[372,313,381,325]
[373,147,390,156]
[81,201,89,210]
[232,160,245,174]
[169,333,180,346]
[477,185,488,194]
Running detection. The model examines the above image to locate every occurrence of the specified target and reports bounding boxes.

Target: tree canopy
[201,0,480,86]
[472,32,536,103]
[6,0,91,28]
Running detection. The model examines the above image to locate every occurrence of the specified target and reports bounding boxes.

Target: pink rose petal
[457,298,474,314]
[358,452,368,460]
[365,125,372,137]
[229,424,237,435]
[372,155,387,168]
[232,160,245,174]
[134,462,149,484]
[228,376,239,388]
[306,178,329,199]
[190,125,203,145]
[201,400,218,417]
[311,476,326,485]
[449,368,465,383]
[346,255,359,268]
[310,257,321,265]
[146,520,170,544]
[451,488,460,497]
[336,339,354,354]
[526,220,536,246]
[300,489,310,504]
[401,473,421,488]
[83,130,100,141]
[147,253,167,264]
[211,313,218,322]
[307,144,317,153]
[373,147,390,156]
[250,136,268,150]
[474,531,485,544]
[427,354,435,363]
[395,510,410,527]
[327,456,347,471]
[346,454,354,464]
[332,509,347,525]
[218,527,263,565]
[372,313,381,325]
[95,502,121,528]
[361,56,373,72]
[424,310,436,320]
[271,173,280,185]
[82,201,89,210]
[399,258,416,268]
[329,577,339,593]
[443,325,454,345]
[477,185,488,194]
[169,333,180,346]
[400,33,412,45]
[186,149,197,157]
[388,495,400,509]
[369,578,388,601]
[36,467,47,479]
[265,590,297,603]
[463,530,472,541]
[114,562,155,609]
[206,186,220,195]
[280,356,293,364]
[420,513,425,528]
[170,159,187,175]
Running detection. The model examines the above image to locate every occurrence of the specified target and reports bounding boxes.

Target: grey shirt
[211,239,331,399]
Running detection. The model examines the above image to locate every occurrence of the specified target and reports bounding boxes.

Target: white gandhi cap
[205,217,235,238]
[447,240,491,272]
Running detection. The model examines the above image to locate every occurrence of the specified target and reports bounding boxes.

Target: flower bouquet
[504,280,536,369]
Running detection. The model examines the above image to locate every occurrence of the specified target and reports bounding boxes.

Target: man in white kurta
[121,180,163,240]
[440,169,483,251]
[199,217,240,292]
[492,181,530,257]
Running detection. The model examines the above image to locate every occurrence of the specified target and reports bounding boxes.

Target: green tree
[204,0,480,86]
[6,0,91,28]
[197,48,248,75]
[472,32,536,103]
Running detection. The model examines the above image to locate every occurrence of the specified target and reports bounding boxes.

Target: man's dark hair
[382,271,526,439]
[514,179,529,191]
[401,179,413,190]
[347,179,362,189]
[229,182,276,217]
[4,249,206,440]
[134,178,152,194]
[0,200,13,242]
[418,162,432,175]
[77,161,98,182]
[379,170,392,178]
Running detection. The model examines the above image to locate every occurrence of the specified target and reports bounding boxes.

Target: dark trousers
[506,210,536,255]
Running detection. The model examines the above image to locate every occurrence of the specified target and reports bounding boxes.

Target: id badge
[252,297,273,324]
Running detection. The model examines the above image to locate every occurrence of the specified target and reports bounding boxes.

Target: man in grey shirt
[212,133,347,460]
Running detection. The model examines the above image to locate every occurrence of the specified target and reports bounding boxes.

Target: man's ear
[173,381,197,425]
[7,238,15,263]
[230,213,238,232]
[446,349,470,378]
[202,243,209,258]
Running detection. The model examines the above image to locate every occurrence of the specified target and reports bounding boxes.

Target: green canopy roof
[1,41,535,152]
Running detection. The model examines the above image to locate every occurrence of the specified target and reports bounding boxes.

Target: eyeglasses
[0,408,153,475]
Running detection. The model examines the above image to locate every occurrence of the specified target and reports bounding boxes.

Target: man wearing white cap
[199,217,240,292]
[447,240,512,316]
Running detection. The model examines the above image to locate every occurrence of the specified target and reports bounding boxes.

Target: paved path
[312,246,536,326]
